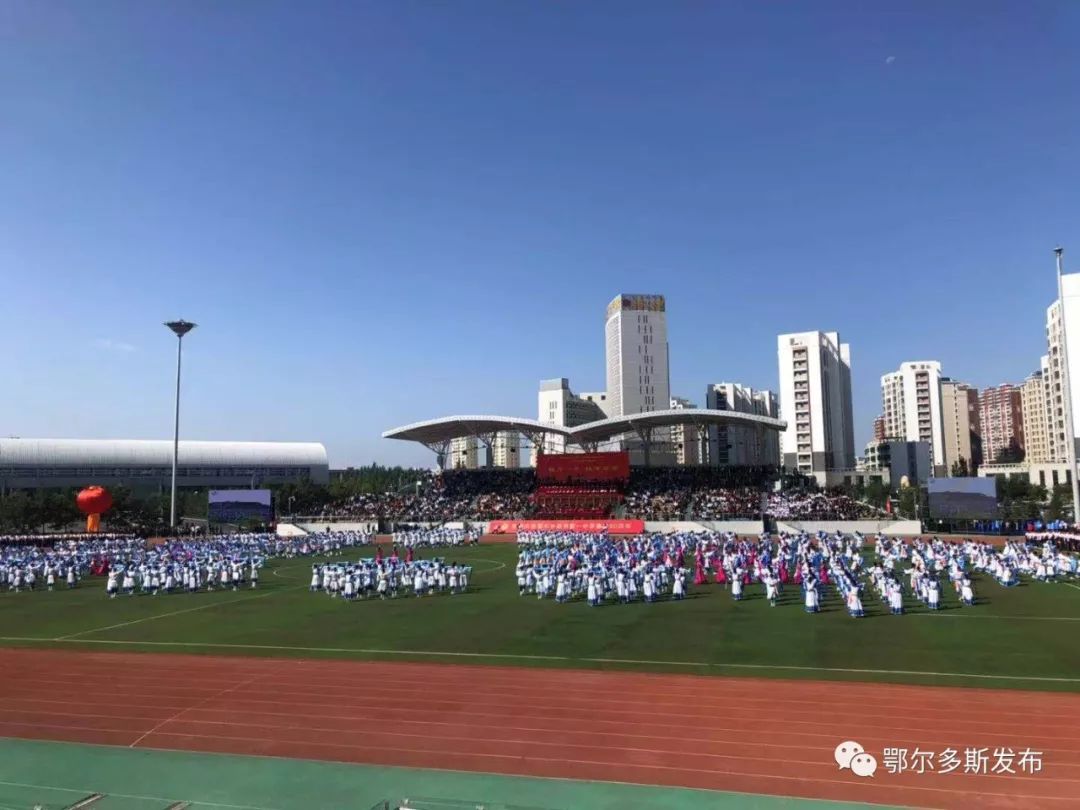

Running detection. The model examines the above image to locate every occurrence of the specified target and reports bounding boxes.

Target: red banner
[536,451,630,483]
[488,519,645,534]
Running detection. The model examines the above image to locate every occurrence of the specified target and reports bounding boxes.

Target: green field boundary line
[2,635,1078,683]
[57,587,301,640]
[907,612,1080,621]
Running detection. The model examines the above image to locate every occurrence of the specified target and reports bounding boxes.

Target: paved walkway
[0,739,889,810]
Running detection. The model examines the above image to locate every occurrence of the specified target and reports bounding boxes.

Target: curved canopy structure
[383,410,786,465]
[567,408,785,444]
[382,415,570,445]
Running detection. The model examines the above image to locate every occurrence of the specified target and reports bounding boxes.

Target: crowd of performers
[1,535,144,592]
[310,544,472,599]
[515,529,1080,613]
[0,531,374,596]
[516,532,689,604]
[389,526,482,548]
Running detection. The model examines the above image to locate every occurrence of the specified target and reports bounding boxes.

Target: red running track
[0,648,1077,809]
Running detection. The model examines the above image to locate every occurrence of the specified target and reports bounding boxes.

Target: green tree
[274,480,332,516]
[863,479,890,509]
[0,491,34,533]
[950,458,970,477]
[1046,483,1073,522]
[328,465,429,498]
[898,486,926,519]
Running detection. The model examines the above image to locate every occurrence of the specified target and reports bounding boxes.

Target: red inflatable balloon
[76,486,113,516]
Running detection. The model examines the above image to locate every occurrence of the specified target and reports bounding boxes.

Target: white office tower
[492,431,521,468]
[880,361,946,476]
[1046,274,1080,462]
[579,391,613,418]
[705,383,780,467]
[669,397,704,465]
[777,331,856,476]
[605,294,670,417]
[533,378,606,463]
[449,436,478,469]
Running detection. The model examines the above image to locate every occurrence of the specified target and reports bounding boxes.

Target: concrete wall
[282,518,919,538]
[775,520,922,536]
[295,521,379,534]
[643,520,765,534]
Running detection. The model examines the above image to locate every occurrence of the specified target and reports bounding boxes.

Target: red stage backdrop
[536,451,630,483]
[488,519,644,534]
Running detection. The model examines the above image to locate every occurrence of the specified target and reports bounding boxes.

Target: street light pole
[165,320,196,529]
[1054,249,1080,524]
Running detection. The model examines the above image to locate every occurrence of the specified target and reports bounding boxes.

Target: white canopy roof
[0,438,328,469]
[383,409,785,448]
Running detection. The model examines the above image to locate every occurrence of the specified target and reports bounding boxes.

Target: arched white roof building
[0,438,329,490]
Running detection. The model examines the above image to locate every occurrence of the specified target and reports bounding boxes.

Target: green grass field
[2,543,1079,691]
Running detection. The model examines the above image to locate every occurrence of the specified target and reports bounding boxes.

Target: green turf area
[0,738,897,810]
[1,544,1079,690]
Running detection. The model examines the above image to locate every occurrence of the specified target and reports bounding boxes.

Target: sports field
[2,541,1080,809]
[1,543,1079,689]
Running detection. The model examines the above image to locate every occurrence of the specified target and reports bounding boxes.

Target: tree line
[0,464,430,534]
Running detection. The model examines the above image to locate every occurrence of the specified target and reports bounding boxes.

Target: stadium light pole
[1054,249,1080,523]
[165,320,197,530]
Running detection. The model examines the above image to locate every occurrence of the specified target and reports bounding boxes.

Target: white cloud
[94,338,137,353]
[885,55,896,65]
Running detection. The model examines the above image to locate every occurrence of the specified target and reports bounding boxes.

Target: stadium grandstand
[361,412,889,524]
[0,438,329,492]
[313,466,885,522]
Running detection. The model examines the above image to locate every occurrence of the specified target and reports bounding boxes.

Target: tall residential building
[605,294,670,417]
[1045,274,1080,462]
[940,378,981,473]
[880,362,946,476]
[1021,366,1052,464]
[705,383,780,467]
[872,415,886,442]
[449,436,478,469]
[670,397,704,465]
[1041,354,1055,459]
[491,431,521,468]
[978,384,1025,464]
[533,378,606,463]
[777,331,856,475]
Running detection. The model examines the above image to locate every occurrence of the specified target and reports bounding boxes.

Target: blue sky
[2,1,1079,467]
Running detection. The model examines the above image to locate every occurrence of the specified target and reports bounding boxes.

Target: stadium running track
[0,648,1077,809]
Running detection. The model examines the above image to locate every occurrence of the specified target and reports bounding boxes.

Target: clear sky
[3,1,1079,468]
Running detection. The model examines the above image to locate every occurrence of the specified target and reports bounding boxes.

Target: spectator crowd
[310,466,886,522]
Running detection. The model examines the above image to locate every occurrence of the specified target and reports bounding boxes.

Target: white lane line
[57,588,298,640]
[464,557,507,572]
[0,780,277,810]
[128,673,265,749]
[2,637,1078,683]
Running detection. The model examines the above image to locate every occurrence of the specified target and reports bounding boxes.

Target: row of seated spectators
[318,466,885,522]
[532,483,623,519]
[621,466,777,520]
[765,490,886,520]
